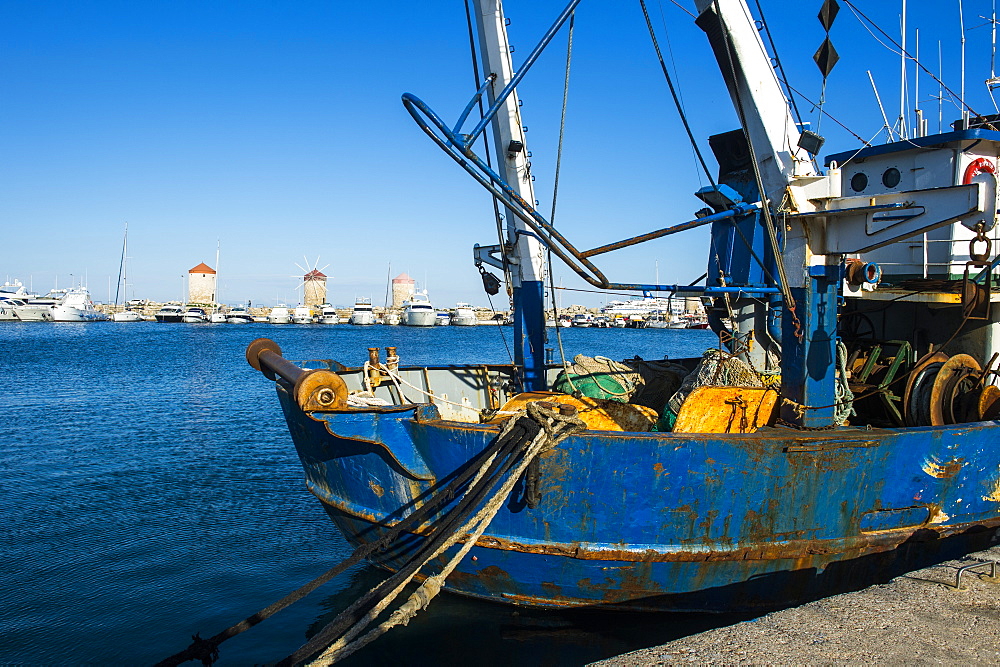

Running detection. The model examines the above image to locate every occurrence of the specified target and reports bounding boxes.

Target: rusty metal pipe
[246,338,347,410]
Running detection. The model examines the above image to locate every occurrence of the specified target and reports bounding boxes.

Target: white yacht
[14,290,65,321]
[318,304,339,325]
[182,307,209,323]
[435,312,450,326]
[154,304,185,323]
[0,297,26,321]
[112,308,144,322]
[268,306,292,324]
[402,291,436,327]
[571,313,593,327]
[384,310,401,325]
[450,303,478,326]
[226,306,253,324]
[349,298,375,325]
[0,280,33,301]
[50,288,109,322]
[210,309,227,323]
[292,306,316,324]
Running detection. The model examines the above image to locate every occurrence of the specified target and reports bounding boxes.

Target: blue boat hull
[276,381,1000,612]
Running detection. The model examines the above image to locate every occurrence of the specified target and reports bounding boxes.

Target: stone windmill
[293,257,330,308]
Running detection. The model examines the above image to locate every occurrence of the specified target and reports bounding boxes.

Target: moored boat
[226,306,253,324]
[349,298,376,325]
[318,304,339,325]
[50,288,108,322]
[181,307,209,323]
[248,0,1000,621]
[450,302,479,326]
[154,304,185,323]
[402,291,436,326]
[292,306,316,324]
[267,306,292,324]
[14,290,64,321]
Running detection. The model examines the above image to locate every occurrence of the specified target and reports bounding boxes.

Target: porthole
[851,172,868,192]
[882,167,901,188]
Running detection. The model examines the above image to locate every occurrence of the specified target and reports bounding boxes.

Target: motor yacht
[402,291,436,326]
[318,304,340,325]
[51,288,109,322]
[292,306,315,324]
[0,297,26,321]
[435,312,450,326]
[226,306,253,324]
[570,313,593,327]
[181,307,209,323]
[268,306,292,324]
[154,304,185,322]
[14,290,65,321]
[449,303,478,326]
[349,298,375,325]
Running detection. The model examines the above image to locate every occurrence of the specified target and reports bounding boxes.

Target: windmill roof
[189,262,216,274]
[392,272,414,283]
[304,269,327,279]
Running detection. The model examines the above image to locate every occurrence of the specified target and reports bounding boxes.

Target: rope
[308,403,584,665]
[365,362,483,415]
[834,340,856,425]
[154,414,539,667]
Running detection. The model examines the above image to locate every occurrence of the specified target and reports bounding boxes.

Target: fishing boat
[248,0,1000,616]
[349,298,376,325]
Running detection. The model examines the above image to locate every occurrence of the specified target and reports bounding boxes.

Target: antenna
[900,0,908,139]
[960,0,969,127]
[915,28,923,137]
[939,40,944,132]
[869,70,897,141]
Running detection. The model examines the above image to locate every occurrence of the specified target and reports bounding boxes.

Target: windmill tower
[188,262,217,304]
[391,272,415,308]
[293,257,330,308]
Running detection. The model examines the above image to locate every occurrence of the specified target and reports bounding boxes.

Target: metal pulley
[479,265,502,295]
[962,223,993,321]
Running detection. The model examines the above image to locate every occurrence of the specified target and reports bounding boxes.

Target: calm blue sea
[2,322,745,666]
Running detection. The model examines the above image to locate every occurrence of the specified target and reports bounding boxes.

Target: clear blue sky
[2,1,996,307]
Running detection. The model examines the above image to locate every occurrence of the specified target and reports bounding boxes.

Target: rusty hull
[275,382,1000,612]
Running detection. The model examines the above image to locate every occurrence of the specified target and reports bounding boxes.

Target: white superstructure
[14,290,65,321]
[268,306,292,324]
[182,307,209,323]
[402,291,436,326]
[226,306,253,324]
[450,303,478,326]
[51,288,109,322]
[292,306,316,324]
[349,298,375,325]
[318,305,339,325]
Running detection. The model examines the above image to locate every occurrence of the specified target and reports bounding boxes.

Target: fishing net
[552,355,689,411]
[660,349,764,429]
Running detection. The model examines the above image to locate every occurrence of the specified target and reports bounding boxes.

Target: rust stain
[984,478,1000,502]
[368,480,384,497]
[653,462,665,474]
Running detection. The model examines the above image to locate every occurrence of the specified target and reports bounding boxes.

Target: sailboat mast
[472,0,548,390]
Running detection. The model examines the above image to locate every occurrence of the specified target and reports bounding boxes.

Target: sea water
[2,322,747,666]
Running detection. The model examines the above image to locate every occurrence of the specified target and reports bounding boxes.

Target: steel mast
[472,0,548,391]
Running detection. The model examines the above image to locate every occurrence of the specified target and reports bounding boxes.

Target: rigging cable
[639,0,718,191]
[549,13,575,375]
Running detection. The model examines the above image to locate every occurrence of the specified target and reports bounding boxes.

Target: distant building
[303,269,327,307]
[391,272,415,308]
[188,262,217,304]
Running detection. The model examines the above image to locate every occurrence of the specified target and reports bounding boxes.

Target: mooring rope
[276,403,584,666]
[155,408,566,667]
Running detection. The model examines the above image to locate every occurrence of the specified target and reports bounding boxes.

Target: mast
[472,0,548,390]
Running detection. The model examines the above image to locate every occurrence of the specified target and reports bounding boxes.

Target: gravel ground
[595,548,1000,665]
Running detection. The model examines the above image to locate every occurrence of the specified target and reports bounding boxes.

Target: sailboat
[112,223,143,322]
[247,0,1000,618]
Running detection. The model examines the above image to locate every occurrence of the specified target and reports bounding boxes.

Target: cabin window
[850,172,868,192]
[882,167,901,188]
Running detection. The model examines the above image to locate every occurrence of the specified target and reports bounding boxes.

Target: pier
[596,547,1000,665]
